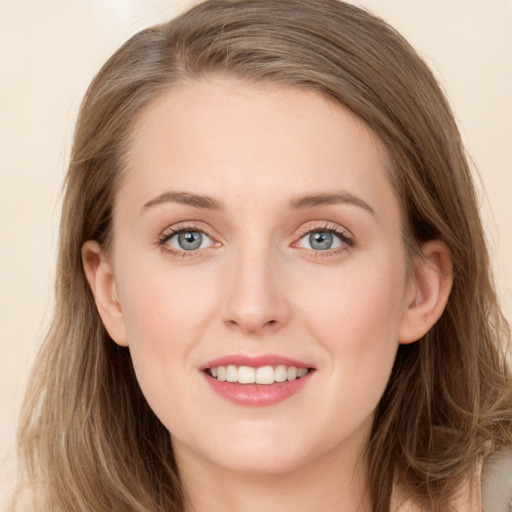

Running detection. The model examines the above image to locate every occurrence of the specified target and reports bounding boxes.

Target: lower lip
[202,371,314,406]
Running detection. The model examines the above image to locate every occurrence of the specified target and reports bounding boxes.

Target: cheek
[303,254,406,339]
[299,253,407,395]
[114,257,220,414]
[118,252,218,343]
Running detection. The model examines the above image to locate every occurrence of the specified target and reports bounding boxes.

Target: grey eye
[178,231,203,250]
[167,230,212,251]
[297,230,345,251]
[309,231,334,250]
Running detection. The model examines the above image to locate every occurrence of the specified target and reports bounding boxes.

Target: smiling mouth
[205,365,312,385]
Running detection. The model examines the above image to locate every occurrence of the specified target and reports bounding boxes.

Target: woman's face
[103,78,417,476]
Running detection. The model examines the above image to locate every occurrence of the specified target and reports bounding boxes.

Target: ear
[398,240,453,344]
[82,240,129,347]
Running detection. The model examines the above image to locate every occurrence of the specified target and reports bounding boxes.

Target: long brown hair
[11,1,512,510]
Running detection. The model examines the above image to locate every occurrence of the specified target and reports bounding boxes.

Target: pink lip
[199,354,315,407]
[200,354,314,370]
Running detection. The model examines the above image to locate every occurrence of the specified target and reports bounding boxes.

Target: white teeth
[217,366,226,382]
[237,366,256,384]
[226,365,238,382]
[286,366,297,381]
[274,365,287,383]
[256,366,275,385]
[207,364,310,384]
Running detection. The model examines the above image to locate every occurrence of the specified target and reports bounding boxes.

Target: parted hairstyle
[11,1,512,511]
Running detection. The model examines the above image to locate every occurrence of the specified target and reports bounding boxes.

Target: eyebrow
[288,191,375,215]
[142,191,224,212]
[141,190,375,215]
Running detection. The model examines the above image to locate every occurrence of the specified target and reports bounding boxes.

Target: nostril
[223,309,284,333]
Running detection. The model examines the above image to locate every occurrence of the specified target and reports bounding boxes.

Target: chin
[209,446,311,476]
[178,422,337,477]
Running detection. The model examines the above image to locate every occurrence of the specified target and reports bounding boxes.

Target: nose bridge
[222,237,289,333]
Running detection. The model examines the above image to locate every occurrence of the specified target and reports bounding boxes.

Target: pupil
[310,231,333,250]
[178,231,202,250]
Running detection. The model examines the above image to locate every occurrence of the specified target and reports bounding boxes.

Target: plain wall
[1,0,511,503]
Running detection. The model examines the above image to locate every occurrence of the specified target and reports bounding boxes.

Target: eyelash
[157,221,354,259]
[157,222,216,259]
[293,222,354,257]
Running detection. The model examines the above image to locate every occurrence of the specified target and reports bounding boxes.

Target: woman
[11,0,512,510]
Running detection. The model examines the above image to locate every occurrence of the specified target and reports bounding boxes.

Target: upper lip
[200,354,315,371]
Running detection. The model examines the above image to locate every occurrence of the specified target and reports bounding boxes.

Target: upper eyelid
[294,221,353,239]
[157,225,218,257]
[157,225,216,255]
[156,220,353,246]
[292,222,355,254]
[162,228,213,241]
[159,221,216,239]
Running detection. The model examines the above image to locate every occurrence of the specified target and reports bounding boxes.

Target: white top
[482,444,512,512]
[391,445,512,511]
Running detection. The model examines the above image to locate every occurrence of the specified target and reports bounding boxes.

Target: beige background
[1,0,511,503]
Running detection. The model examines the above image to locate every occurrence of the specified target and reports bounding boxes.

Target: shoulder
[482,444,512,512]
[391,445,512,512]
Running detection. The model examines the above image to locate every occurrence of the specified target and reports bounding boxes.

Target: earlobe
[398,240,453,344]
[82,240,129,347]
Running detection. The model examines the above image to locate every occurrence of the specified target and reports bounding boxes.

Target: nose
[221,245,290,335]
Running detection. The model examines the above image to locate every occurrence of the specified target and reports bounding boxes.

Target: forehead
[118,77,397,219]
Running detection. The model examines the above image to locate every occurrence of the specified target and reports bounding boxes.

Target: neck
[174,433,372,512]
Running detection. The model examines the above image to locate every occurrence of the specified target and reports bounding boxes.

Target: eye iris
[178,231,202,250]
[309,231,333,250]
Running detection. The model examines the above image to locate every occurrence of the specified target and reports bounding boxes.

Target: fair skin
[83,78,452,512]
